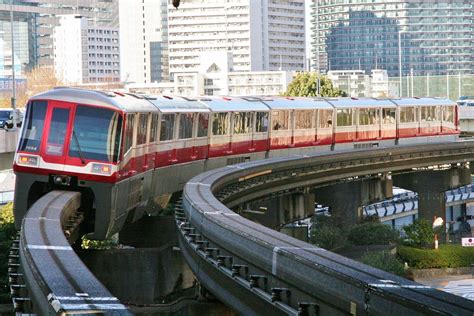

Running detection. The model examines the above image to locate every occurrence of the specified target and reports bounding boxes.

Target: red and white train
[13,88,458,239]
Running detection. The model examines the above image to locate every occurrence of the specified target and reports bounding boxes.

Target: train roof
[263,97,333,110]
[390,98,455,106]
[147,96,210,113]
[326,98,396,108]
[198,96,269,112]
[30,88,157,113]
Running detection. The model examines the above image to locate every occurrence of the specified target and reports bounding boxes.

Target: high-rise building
[310,0,473,77]
[167,0,305,81]
[53,15,120,84]
[119,0,169,84]
[0,0,118,75]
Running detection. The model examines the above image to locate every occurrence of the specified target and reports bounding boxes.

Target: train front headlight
[91,163,113,175]
[17,155,39,167]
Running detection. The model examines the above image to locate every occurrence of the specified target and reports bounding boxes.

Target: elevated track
[178,141,474,315]
[11,191,130,315]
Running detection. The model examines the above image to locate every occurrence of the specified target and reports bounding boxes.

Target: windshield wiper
[72,130,86,165]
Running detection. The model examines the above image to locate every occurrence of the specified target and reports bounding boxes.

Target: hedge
[348,222,399,246]
[359,251,406,276]
[398,244,474,269]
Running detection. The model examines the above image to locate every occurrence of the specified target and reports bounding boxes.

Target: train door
[231,111,252,154]
[157,113,177,166]
[176,112,195,163]
[135,113,149,172]
[41,100,74,168]
[253,111,269,152]
[315,109,334,145]
[209,112,231,157]
[194,113,209,159]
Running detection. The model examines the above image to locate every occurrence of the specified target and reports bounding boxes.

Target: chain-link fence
[388,74,474,100]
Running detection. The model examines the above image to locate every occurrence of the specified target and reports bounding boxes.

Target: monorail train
[13,88,459,239]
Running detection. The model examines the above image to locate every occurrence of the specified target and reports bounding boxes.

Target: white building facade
[327,69,391,98]
[167,0,305,81]
[119,0,169,84]
[53,15,120,85]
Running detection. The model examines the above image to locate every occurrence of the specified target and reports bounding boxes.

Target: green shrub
[310,225,346,251]
[81,234,119,250]
[348,222,399,246]
[0,203,16,304]
[403,219,434,248]
[359,251,406,276]
[398,244,474,269]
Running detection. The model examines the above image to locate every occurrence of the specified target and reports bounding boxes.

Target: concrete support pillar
[244,192,315,228]
[313,176,393,226]
[393,167,471,227]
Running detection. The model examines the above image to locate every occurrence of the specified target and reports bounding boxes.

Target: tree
[283,72,347,97]
[0,66,63,109]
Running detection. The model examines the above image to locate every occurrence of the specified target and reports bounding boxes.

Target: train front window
[69,105,122,163]
[19,101,47,153]
[46,108,70,156]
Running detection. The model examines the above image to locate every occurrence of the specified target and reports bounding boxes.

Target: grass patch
[398,244,474,269]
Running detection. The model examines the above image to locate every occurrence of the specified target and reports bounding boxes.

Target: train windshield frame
[69,105,123,163]
[18,101,48,153]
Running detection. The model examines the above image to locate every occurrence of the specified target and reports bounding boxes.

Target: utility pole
[427,73,430,97]
[316,0,320,96]
[446,72,450,100]
[10,0,17,129]
[410,68,414,98]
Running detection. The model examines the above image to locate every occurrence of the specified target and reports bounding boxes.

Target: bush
[81,234,119,250]
[310,215,347,250]
[403,219,434,248]
[398,244,474,269]
[0,203,17,303]
[348,222,399,246]
[310,225,347,250]
[359,251,406,276]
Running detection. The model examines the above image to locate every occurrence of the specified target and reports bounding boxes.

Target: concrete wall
[79,216,195,304]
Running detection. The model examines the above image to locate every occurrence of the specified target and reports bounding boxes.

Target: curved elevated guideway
[178,141,474,315]
[13,191,130,315]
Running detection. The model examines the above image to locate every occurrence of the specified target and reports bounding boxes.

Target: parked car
[0,108,24,129]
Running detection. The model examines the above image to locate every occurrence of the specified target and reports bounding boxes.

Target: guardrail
[178,141,474,315]
[12,190,130,315]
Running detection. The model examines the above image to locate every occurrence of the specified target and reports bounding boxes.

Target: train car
[13,88,459,239]
[392,98,458,144]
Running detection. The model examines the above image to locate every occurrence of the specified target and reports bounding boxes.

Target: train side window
[359,108,379,125]
[421,106,437,122]
[233,112,252,134]
[318,110,333,128]
[295,110,314,129]
[160,114,175,141]
[400,107,416,123]
[19,101,47,153]
[149,113,159,143]
[123,114,134,154]
[255,112,268,133]
[336,109,354,126]
[197,113,209,137]
[137,114,148,145]
[272,110,289,130]
[212,112,229,135]
[382,108,395,124]
[179,113,194,139]
[443,106,454,123]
